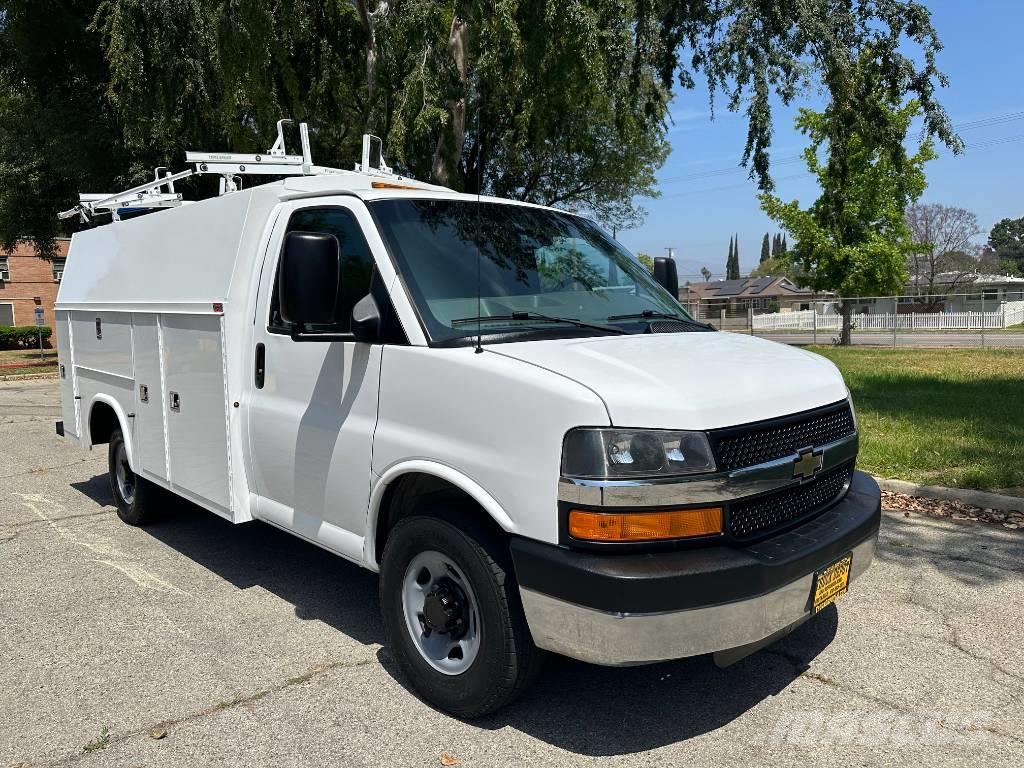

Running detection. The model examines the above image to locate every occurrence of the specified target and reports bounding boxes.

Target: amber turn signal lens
[568,507,723,542]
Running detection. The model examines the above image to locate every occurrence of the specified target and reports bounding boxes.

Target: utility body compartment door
[55,311,80,440]
[130,314,168,482]
[162,314,231,512]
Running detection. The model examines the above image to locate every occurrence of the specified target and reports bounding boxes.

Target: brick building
[0,239,70,337]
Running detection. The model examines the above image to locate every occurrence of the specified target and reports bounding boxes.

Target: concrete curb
[0,371,58,382]
[874,476,1024,513]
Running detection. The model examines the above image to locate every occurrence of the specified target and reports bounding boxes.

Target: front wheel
[108,428,159,526]
[379,512,543,718]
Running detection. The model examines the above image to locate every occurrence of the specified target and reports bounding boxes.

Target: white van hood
[492,332,848,430]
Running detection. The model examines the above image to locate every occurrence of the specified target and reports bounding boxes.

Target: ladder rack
[59,121,405,223]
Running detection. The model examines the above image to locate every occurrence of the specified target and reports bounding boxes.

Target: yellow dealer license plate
[811,554,852,614]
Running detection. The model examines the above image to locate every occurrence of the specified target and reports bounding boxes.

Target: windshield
[369,198,693,344]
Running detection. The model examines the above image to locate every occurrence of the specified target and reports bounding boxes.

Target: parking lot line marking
[13,491,188,595]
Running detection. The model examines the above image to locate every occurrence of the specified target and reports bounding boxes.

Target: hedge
[0,325,52,349]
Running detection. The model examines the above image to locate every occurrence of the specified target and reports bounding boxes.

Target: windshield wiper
[606,310,715,330]
[451,311,627,335]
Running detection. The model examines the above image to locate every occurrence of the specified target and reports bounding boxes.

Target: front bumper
[512,471,881,666]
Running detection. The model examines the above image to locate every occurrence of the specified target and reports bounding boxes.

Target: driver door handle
[254,343,266,389]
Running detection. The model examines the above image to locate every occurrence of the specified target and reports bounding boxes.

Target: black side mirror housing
[351,293,381,343]
[279,232,341,326]
[653,256,679,299]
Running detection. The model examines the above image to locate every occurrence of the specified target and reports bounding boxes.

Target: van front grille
[728,463,853,540]
[708,400,855,472]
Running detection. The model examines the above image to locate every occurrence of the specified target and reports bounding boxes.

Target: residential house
[848,273,1024,315]
[678,276,823,319]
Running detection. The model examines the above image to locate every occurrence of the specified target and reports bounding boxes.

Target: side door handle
[254,343,266,389]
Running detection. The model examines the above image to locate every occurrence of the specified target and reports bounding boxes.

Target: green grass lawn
[0,347,58,376]
[810,346,1024,491]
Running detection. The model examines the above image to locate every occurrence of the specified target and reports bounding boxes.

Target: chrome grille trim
[557,431,858,507]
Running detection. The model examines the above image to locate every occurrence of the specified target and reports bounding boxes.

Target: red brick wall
[0,240,70,341]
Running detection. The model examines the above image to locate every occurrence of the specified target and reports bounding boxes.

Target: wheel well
[374,472,507,565]
[88,401,120,446]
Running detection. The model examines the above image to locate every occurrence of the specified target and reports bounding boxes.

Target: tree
[760,233,770,264]
[750,255,803,282]
[904,203,982,308]
[725,235,741,280]
[700,266,712,282]
[988,217,1024,274]
[781,234,788,253]
[760,50,936,345]
[2,1,961,255]
[729,235,742,279]
[635,252,654,272]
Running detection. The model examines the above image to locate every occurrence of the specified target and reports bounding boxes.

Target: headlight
[561,428,716,479]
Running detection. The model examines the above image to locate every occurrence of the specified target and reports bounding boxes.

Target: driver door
[247,198,383,562]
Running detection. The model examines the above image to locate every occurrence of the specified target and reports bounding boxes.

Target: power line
[649,131,1024,200]
[656,172,809,200]
[654,109,1024,188]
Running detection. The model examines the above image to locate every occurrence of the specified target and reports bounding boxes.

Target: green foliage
[0,1,130,258]
[760,52,936,313]
[0,325,51,349]
[988,217,1024,273]
[635,251,654,272]
[1,0,960,256]
[760,233,770,264]
[750,255,802,282]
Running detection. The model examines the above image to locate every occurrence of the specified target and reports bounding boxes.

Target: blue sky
[616,0,1024,281]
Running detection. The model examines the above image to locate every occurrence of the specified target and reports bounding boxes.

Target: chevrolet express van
[54,132,881,717]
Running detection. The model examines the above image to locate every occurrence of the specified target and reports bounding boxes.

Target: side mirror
[351,293,381,343]
[653,256,679,299]
[279,232,341,326]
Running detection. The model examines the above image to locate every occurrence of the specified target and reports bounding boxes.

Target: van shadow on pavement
[71,474,383,647]
[72,473,836,756]
[407,608,837,755]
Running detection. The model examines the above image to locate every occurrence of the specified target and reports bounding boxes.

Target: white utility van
[55,128,880,717]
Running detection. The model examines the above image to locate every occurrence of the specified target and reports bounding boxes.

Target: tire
[108,428,159,526]
[379,508,544,718]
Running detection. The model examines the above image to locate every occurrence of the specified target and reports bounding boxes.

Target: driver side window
[268,207,375,334]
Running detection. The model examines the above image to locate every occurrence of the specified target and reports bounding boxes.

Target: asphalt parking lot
[3,378,1023,767]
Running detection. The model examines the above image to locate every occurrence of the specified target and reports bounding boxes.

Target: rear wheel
[108,428,159,526]
[379,510,543,718]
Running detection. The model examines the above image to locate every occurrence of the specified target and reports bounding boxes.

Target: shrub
[0,325,52,349]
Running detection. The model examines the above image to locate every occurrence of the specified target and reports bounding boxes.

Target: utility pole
[665,247,675,260]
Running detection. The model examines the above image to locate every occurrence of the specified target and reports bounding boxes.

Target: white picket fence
[753,301,1024,332]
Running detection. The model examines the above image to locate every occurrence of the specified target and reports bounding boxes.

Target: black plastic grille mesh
[729,464,852,540]
[647,320,715,334]
[710,402,855,472]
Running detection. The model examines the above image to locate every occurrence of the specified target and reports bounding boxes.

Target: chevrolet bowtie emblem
[793,448,824,482]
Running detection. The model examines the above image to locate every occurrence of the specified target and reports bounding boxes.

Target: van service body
[54,128,881,717]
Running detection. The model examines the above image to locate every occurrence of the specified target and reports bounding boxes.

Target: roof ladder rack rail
[58,168,194,222]
[57,119,416,224]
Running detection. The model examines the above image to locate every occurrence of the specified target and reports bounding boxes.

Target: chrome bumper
[520,534,876,667]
